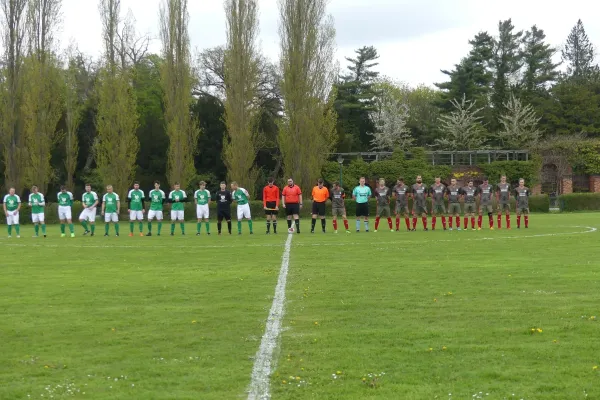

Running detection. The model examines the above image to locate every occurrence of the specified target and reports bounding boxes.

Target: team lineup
[1,175,531,238]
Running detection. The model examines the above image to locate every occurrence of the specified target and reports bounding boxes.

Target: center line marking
[247,233,293,400]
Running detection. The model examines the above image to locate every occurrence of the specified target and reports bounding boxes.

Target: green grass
[1,215,600,399]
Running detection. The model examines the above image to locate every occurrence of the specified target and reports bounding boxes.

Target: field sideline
[1,214,600,399]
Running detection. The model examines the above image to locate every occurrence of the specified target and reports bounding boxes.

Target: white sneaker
[334,230,338,234]
[374,230,378,233]
[16,235,20,238]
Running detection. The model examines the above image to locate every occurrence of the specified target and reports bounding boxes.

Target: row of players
[2,174,530,238]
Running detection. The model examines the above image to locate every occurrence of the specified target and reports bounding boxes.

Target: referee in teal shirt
[352,177,372,232]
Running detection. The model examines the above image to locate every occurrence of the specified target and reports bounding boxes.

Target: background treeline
[1,0,599,199]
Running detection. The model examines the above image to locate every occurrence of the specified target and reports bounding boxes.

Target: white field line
[247,233,293,400]
[0,226,595,250]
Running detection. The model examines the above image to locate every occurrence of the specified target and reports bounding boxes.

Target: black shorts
[311,201,326,216]
[217,209,231,221]
[286,203,300,216]
[265,201,278,215]
[356,202,369,217]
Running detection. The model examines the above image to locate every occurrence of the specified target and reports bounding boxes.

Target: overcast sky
[60,0,600,88]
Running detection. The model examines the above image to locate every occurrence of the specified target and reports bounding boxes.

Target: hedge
[558,193,600,211]
[4,196,551,225]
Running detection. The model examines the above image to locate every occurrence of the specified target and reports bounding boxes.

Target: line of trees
[1,1,599,198]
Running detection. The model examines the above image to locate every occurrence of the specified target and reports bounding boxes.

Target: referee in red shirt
[282,177,302,233]
[263,177,280,234]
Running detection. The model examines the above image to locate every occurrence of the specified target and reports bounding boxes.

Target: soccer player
[29,185,46,237]
[515,178,530,229]
[263,177,280,234]
[215,181,233,235]
[79,184,99,236]
[393,177,411,231]
[478,177,494,230]
[352,177,371,232]
[282,178,302,233]
[146,181,165,236]
[194,181,211,235]
[57,185,75,237]
[231,181,253,235]
[497,175,512,229]
[330,181,350,233]
[462,180,477,230]
[3,187,21,238]
[446,178,462,230]
[411,175,428,231]
[311,178,329,233]
[127,182,145,237]
[374,178,393,232]
[430,177,447,231]
[102,185,120,237]
[169,183,187,235]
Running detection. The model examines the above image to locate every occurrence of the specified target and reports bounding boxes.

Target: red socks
[412,217,417,229]
[343,219,349,230]
[422,217,427,229]
[395,217,400,230]
[497,215,501,228]
[375,217,380,230]
[471,217,475,229]
[387,217,393,229]
[405,218,410,230]
[449,217,453,228]
[432,216,437,229]
[506,214,511,229]
[517,215,521,228]
[463,217,468,229]
[489,216,494,228]
[333,220,338,230]
[456,216,460,228]
[441,216,447,229]
[525,216,529,228]
[477,215,482,229]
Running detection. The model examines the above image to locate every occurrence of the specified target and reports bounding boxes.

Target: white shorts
[79,208,96,222]
[32,212,45,223]
[129,210,143,221]
[147,210,163,221]
[104,212,118,223]
[58,206,72,221]
[171,210,184,221]
[6,211,19,225]
[237,204,251,220]
[196,204,209,219]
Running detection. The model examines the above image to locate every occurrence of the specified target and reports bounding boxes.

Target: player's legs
[32,213,40,237]
[6,214,13,237]
[318,203,326,233]
[505,205,511,229]
[79,210,90,233]
[202,208,211,234]
[38,213,46,236]
[242,204,253,234]
[311,202,319,233]
[477,207,483,229]
[170,210,177,235]
[421,207,428,230]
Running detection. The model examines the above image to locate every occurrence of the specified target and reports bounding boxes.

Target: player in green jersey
[29,185,46,237]
[169,183,187,235]
[231,182,253,234]
[147,181,165,236]
[127,181,145,237]
[194,181,211,235]
[102,185,121,236]
[79,184,99,236]
[3,187,21,238]
[57,185,75,237]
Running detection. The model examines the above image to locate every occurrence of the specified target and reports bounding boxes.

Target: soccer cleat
[346,230,351,234]
[157,233,161,236]
[196,232,201,236]
[334,230,338,234]
[218,232,222,235]
[431,228,435,231]
[207,232,211,235]
[449,228,453,231]
[310,230,314,234]
[490,227,494,231]
[90,233,95,237]
[181,233,185,236]
[391,229,394,232]
[128,233,134,237]
[16,235,20,238]
[146,232,152,236]
[33,235,38,238]
[44,235,47,238]
[477,228,482,231]
[472,228,476,231]
[238,232,242,235]
[7,235,11,238]
[139,233,144,237]
[365,230,369,233]
[374,230,378,233]
[83,230,90,236]
[266,231,270,235]
[170,233,174,236]
[424,228,429,231]
[443,228,447,231]
[104,233,109,237]
[356,230,360,233]
[70,233,75,238]
[411,228,416,232]
[61,233,66,238]
[250,232,254,235]
[457,227,462,231]
[322,230,326,234]
[116,234,120,237]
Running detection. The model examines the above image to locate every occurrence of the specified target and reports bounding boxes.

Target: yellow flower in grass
[537,328,543,333]
[593,366,598,371]
[282,380,287,384]
[314,321,319,326]
[191,320,197,324]
[442,346,447,351]
[336,371,342,375]
[296,376,301,381]
[428,348,433,352]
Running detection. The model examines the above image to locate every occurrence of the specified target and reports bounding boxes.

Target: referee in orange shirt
[311,178,330,233]
[263,177,280,234]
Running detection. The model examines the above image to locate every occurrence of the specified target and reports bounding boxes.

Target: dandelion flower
[282,380,287,384]
[428,348,433,352]
[593,366,598,371]
[192,320,197,324]
[336,371,342,375]
[296,376,301,381]
[314,321,319,326]
[442,346,447,351]
[537,328,543,333]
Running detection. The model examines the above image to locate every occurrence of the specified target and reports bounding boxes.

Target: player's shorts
[58,206,72,221]
[147,210,163,221]
[332,206,346,217]
[129,210,143,220]
[217,208,231,221]
[6,211,19,225]
[464,203,476,214]
[171,210,185,221]
[516,206,529,215]
[79,208,96,222]
[104,212,118,223]
[237,203,251,220]
[479,204,494,214]
[412,204,428,215]
[286,203,300,216]
[498,203,511,212]
[448,203,461,215]
[196,204,209,219]
[432,203,446,214]
[311,201,326,216]
[265,201,278,216]
[395,203,409,215]
[376,205,391,217]
[356,202,369,217]
[31,212,45,223]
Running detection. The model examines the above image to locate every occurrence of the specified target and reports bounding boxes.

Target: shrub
[559,193,600,211]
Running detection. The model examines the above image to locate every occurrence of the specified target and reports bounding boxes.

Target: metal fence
[331,150,529,165]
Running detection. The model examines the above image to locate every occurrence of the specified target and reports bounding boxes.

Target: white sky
[59,0,600,88]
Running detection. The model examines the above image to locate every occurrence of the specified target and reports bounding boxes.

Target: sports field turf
[1,213,599,399]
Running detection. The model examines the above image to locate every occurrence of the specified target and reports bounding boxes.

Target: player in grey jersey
[477,177,495,230]
[430,177,447,230]
[446,178,462,230]
[496,175,512,229]
[393,178,411,231]
[374,178,393,232]
[411,175,428,231]
[461,180,477,230]
[330,182,350,233]
[515,178,530,228]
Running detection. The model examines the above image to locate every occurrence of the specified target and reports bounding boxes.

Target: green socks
[205,222,210,233]
[197,222,201,233]
[8,225,12,235]
[60,224,65,234]
[138,222,143,232]
[115,223,120,234]
[180,223,185,234]
[35,225,39,235]
[171,224,175,234]
[90,224,95,234]
[105,224,110,234]
[41,224,46,235]
[69,224,74,233]
[248,220,253,233]
[157,222,162,234]
[148,222,152,233]
[130,222,134,233]
[15,225,20,235]
[81,221,89,231]
[237,221,242,233]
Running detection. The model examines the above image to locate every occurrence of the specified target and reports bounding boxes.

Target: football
[288,227,295,234]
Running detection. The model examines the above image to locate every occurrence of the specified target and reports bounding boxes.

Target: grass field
[1,214,600,400]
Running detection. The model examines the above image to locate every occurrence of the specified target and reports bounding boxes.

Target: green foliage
[574,141,600,174]
[479,161,539,185]
[559,193,600,211]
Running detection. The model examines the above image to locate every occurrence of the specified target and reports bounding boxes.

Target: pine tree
[561,19,598,80]
[436,95,487,150]
[491,19,523,122]
[520,25,560,93]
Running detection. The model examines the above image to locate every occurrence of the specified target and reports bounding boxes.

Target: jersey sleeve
[206,190,211,199]
[263,187,267,207]
[127,189,133,199]
[115,194,120,201]
[182,191,187,199]
[242,188,249,197]
[28,193,33,204]
[102,193,108,202]
[194,190,200,201]
[69,192,74,200]
[40,193,45,204]
[168,191,174,200]
[2,194,7,203]
[16,195,21,203]
[93,192,98,201]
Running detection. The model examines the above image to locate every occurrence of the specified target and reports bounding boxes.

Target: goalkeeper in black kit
[215,181,233,235]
